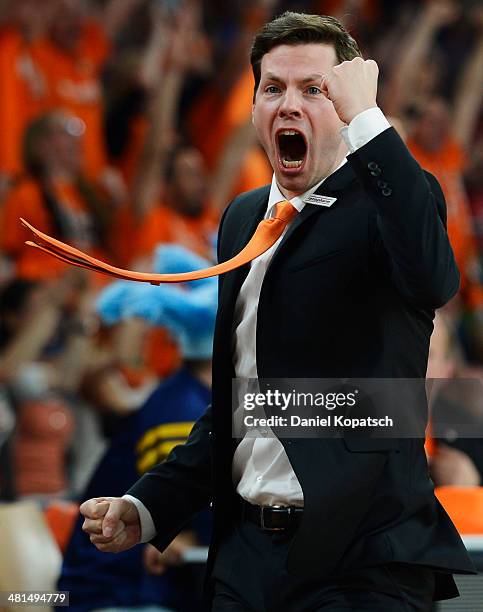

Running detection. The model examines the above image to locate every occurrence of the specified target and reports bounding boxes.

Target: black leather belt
[242,499,304,531]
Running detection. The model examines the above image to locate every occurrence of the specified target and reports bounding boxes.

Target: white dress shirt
[126,107,391,541]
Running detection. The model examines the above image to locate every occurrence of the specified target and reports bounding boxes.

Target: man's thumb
[102,500,123,537]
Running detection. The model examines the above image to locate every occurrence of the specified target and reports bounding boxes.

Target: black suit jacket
[128,128,475,601]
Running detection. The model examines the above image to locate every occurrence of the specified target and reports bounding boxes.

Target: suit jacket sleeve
[126,404,213,552]
[348,127,459,309]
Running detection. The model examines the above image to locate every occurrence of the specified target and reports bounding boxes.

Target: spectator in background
[0,278,73,498]
[0,273,96,498]
[0,0,54,189]
[32,0,143,183]
[104,0,211,189]
[408,94,483,314]
[59,245,215,612]
[383,0,483,315]
[0,111,113,280]
[132,144,219,265]
[109,1,214,267]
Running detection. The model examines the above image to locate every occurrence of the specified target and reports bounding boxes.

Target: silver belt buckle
[260,504,290,531]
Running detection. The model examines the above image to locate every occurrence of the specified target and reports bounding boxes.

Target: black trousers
[211,515,436,612]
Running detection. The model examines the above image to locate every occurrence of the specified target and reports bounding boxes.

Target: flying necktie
[21,200,297,284]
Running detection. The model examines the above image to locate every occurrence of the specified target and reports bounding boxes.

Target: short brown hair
[250,12,361,98]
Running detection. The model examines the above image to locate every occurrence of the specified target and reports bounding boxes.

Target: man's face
[252,43,346,198]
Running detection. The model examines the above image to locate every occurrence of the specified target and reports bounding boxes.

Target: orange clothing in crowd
[125,327,182,382]
[1,177,102,280]
[235,147,272,196]
[116,113,149,188]
[136,201,218,377]
[0,27,48,176]
[113,202,219,379]
[188,68,272,196]
[408,136,483,309]
[190,69,254,169]
[134,202,219,263]
[34,21,111,179]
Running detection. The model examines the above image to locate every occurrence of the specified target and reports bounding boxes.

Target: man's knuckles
[331,57,378,75]
[79,499,98,517]
[91,505,109,519]
[80,498,112,520]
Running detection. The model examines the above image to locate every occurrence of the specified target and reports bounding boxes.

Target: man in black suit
[80,12,475,611]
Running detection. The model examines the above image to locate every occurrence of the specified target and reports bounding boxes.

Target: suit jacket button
[377,180,388,188]
[382,187,393,196]
[367,161,378,171]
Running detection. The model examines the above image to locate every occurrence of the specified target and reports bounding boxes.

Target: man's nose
[278,90,303,118]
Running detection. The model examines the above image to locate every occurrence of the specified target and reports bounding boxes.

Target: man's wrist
[344,103,378,126]
[122,494,157,543]
[341,107,391,153]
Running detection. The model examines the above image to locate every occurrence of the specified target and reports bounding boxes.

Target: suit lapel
[269,161,357,266]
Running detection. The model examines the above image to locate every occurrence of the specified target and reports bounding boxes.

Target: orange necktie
[21,201,297,284]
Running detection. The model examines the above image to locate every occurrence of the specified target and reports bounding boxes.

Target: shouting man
[80,12,474,611]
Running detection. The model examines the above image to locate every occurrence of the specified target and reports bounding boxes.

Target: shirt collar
[265,158,347,218]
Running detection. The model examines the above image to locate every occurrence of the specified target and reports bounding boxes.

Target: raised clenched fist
[321,56,379,125]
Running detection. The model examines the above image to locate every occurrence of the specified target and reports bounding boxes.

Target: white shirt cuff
[122,494,157,543]
[340,107,391,154]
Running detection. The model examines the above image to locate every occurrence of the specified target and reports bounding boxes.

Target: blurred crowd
[0,0,481,609]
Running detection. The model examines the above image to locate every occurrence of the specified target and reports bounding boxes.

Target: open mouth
[277,130,307,169]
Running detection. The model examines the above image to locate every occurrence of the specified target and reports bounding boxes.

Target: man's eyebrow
[263,72,282,82]
[262,72,324,83]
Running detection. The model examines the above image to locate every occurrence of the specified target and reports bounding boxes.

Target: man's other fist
[80,496,141,553]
